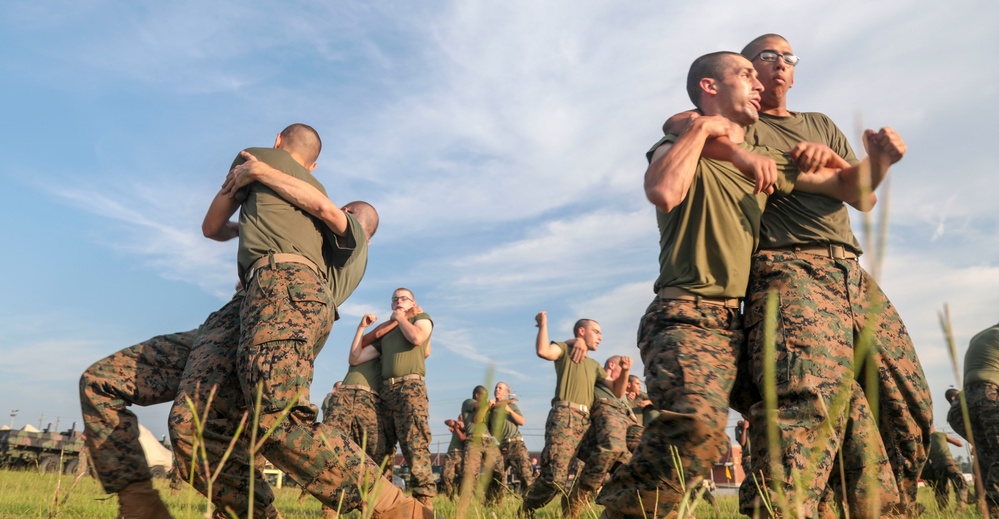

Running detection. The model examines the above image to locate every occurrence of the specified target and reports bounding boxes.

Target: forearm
[535,325,553,359]
[645,127,710,212]
[254,167,348,236]
[396,318,430,347]
[362,321,397,347]
[202,191,240,241]
[610,370,629,399]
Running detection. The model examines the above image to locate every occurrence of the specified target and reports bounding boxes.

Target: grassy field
[0,468,985,518]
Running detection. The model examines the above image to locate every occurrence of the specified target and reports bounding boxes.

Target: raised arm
[391,310,433,347]
[224,150,349,236]
[348,314,382,366]
[608,357,632,399]
[534,311,562,361]
[202,188,240,241]
[946,434,964,447]
[645,115,738,213]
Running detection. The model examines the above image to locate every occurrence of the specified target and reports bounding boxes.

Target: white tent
[137,424,173,473]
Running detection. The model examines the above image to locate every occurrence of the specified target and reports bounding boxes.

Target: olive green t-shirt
[552,342,607,407]
[377,312,432,379]
[234,147,331,284]
[593,382,629,412]
[461,398,490,436]
[927,431,952,464]
[342,358,381,393]
[744,112,863,253]
[964,324,999,387]
[447,428,464,453]
[326,213,369,319]
[651,137,797,297]
[490,402,523,441]
[630,391,650,426]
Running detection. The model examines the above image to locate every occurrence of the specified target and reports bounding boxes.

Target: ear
[306,161,318,172]
[700,78,718,96]
[273,133,283,148]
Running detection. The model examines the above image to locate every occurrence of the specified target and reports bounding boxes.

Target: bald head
[278,123,322,167]
[342,200,379,240]
[741,33,789,60]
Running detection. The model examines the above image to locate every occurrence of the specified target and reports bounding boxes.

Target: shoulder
[411,312,433,325]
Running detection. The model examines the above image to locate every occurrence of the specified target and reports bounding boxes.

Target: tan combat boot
[369,483,437,519]
[117,480,173,519]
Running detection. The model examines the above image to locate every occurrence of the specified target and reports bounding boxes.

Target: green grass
[0,469,985,518]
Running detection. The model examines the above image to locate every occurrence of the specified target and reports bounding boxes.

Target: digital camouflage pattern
[921,448,968,512]
[169,295,280,516]
[521,405,590,514]
[380,378,436,500]
[80,328,197,493]
[171,264,392,517]
[965,381,999,515]
[738,250,899,518]
[566,396,634,519]
[499,439,533,494]
[854,269,932,514]
[440,448,463,498]
[597,298,741,518]
[460,436,505,506]
[322,388,385,464]
[947,397,968,441]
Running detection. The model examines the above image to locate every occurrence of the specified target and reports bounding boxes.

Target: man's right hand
[359,313,377,329]
[535,311,547,328]
[731,148,777,195]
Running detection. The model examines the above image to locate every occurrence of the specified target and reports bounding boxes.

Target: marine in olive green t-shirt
[744,112,863,253]
[651,135,799,298]
[377,312,433,379]
[342,358,382,393]
[551,341,607,408]
[964,324,999,387]
[233,147,331,284]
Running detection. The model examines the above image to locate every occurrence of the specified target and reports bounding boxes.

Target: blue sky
[2,0,997,463]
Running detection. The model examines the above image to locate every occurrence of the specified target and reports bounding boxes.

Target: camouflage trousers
[441,448,464,498]
[79,328,198,493]
[738,250,901,518]
[381,377,436,499]
[947,398,968,441]
[596,298,741,519]
[322,387,386,465]
[499,437,534,494]
[567,400,634,519]
[966,381,999,513]
[460,436,505,505]
[170,264,390,517]
[922,455,968,511]
[521,404,590,513]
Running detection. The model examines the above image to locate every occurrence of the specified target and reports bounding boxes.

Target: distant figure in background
[459,385,505,506]
[736,416,751,477]
[962,321,999,517]
[492,381,534,495]
[945,388,968,441]
[565,355,633,519]
[320,381,344,416]
[441,416,466,498]
[520,311,606,517]
[921,428,967,513]
[624,375,653,452]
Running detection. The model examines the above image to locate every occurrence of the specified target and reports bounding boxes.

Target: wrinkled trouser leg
[737,251,897,518]
[597,297,740,519]
[521,406,589,513]
[81,330,195,493]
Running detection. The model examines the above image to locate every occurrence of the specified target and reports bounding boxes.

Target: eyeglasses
[391,296,412,303]
[751,50,800,67]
